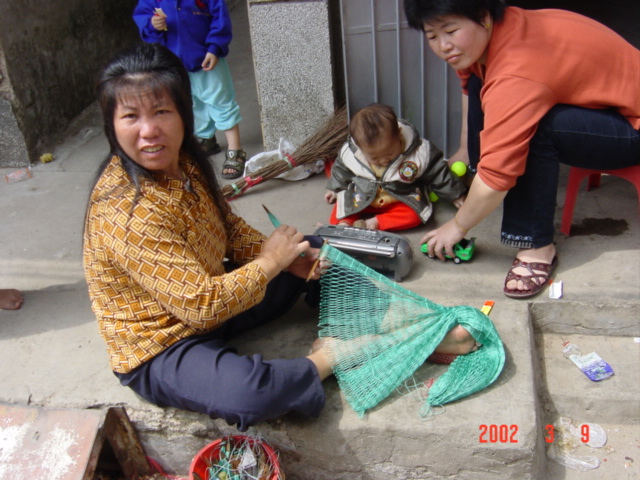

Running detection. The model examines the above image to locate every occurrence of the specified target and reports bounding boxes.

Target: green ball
[451,161,467,177]
[429,191,439,202]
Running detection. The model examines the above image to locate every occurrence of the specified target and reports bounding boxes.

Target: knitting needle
[263,204,308,260]
[306,239,328,282]
[262,204,281,227]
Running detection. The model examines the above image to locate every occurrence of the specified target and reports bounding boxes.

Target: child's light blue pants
[189,58,242,139]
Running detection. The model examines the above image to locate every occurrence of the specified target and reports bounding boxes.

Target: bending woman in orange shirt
[405,0,640,298]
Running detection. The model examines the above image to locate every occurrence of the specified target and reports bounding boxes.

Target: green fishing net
[317,244,505,418]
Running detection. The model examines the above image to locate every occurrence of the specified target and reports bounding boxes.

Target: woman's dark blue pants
[115,272,325,432]
[466,75,640,248]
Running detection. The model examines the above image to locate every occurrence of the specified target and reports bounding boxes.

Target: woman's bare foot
[505,244,556,292]
[434,325,479,355]
[309,326,479,378]
[0,289,24,310]
[308,335,380,378]
[308,339,334,380]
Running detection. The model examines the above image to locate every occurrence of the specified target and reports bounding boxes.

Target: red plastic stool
[560,165,640,236]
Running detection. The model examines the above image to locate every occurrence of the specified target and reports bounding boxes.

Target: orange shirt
[458,7,640,191]
[83,156,267,373]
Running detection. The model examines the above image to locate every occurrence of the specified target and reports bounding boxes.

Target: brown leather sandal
[503,256,558,299]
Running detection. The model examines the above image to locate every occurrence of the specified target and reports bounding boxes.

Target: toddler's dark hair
[350,104,401,148]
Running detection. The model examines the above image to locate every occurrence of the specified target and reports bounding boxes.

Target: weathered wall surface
[0,0,138,166]
[248,0,338,151]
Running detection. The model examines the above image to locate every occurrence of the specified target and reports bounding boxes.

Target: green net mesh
[317,244,505,418]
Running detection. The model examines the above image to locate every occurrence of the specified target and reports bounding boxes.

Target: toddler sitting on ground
[325,104,466,231]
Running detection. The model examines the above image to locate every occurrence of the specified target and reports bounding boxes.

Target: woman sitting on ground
[83,43,478,431]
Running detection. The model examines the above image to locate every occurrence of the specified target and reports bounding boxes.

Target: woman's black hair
[404,0,507,30]
[91,42,230,222]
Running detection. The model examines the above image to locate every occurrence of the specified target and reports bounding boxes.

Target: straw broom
[222,106,348,199]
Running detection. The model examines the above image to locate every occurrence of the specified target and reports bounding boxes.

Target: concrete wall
[247,0,340,151]
[0,0,138,167]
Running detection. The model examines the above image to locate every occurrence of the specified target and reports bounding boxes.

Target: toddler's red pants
[329,202,422,231]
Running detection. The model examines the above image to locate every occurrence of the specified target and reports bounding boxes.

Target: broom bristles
[222,106,348,198]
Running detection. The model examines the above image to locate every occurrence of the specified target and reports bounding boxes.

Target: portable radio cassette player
[313,225,414,281]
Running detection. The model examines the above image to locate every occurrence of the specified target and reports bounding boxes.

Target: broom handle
[223,155,300,199]
[223,106,347,199]
[224,175,265,199]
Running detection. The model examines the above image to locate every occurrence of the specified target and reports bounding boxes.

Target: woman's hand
[254,225,309,280]
[422,175,508,259]
[287,246,322,280]
[420,219,466,260]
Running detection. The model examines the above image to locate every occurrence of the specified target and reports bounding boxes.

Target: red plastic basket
[189,435,281,480]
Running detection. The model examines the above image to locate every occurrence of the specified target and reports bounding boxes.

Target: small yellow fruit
[450,161,467,177]
[40,153,54,164]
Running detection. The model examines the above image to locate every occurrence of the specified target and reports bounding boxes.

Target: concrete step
[545,422,639,480]
[133,305,640,480]
[537,333,639,425]
[3,284,638,479]
[534,332,640,480]
[0,287,543,479]
[132,301,545,480]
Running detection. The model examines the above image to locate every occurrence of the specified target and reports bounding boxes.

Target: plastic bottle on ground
[562,342,614,381]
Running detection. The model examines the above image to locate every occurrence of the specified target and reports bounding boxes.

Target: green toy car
[421,237,476,264]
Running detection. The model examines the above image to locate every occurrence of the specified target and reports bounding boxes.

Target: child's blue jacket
[133,0,232,72]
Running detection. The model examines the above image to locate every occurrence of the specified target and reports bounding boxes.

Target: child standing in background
[133,0,247,179]
[325,104,466,231]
